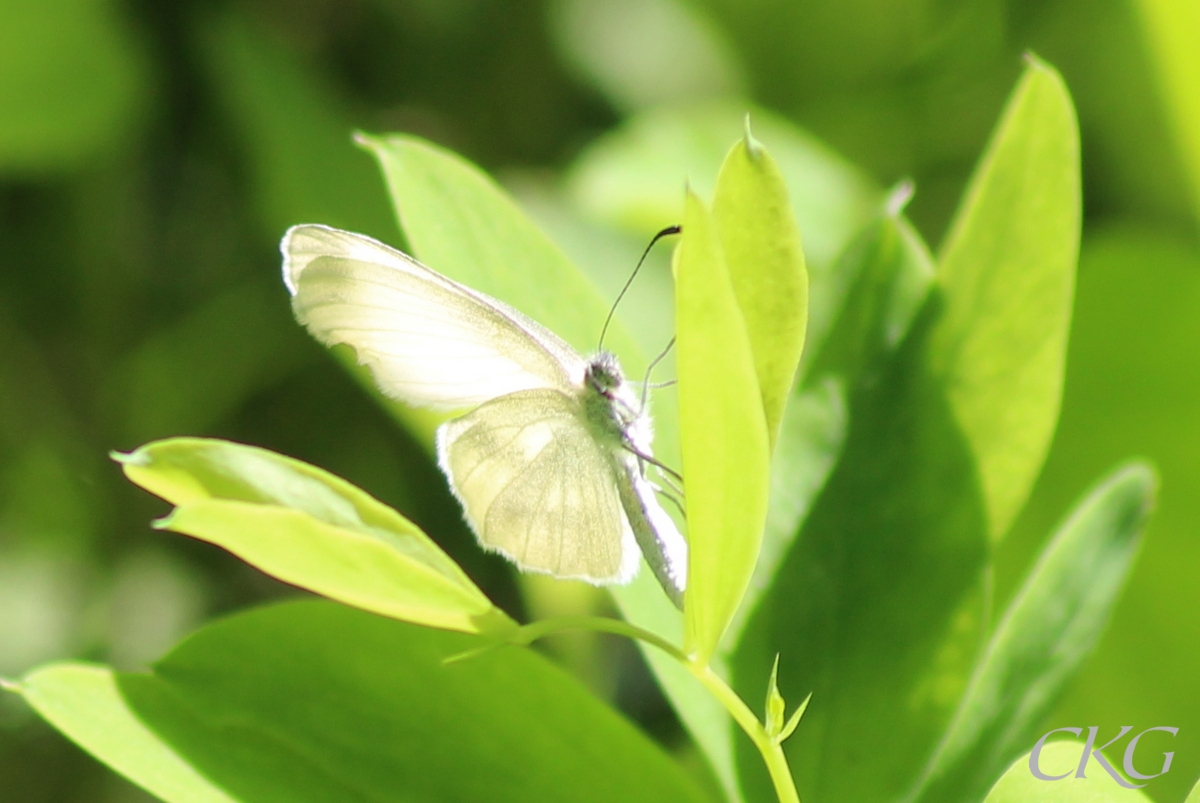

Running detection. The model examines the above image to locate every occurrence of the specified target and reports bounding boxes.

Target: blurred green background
[0,0,1196,801]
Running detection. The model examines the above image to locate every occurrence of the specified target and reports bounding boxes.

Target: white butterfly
[281,224,687,606]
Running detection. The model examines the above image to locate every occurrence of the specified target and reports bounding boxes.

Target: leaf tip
[110,447,148,467]
[0,676,20,694]
[150,512,177,531]
[885,179,915,217]
[743,114,764,160]
[352,130,381,152]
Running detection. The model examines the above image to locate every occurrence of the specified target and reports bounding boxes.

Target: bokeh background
[1,0,1197,801]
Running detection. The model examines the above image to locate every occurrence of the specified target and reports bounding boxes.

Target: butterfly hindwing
[437,388,639,584]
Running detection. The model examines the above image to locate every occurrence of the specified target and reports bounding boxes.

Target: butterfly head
[584,351,625,397]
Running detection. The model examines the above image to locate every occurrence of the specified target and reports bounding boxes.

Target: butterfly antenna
[639,335,676,413]
[597,224,681,352]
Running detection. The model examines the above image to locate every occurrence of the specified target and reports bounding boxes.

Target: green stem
[513,616,686,661]
[689,663,801,803]
[517,616,802,803]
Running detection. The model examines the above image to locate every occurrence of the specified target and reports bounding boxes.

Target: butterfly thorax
[582,352,650,453]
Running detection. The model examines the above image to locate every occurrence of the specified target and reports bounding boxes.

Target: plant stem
[689,663,801,803]
[518,617,802,803]
[514,616,687,661]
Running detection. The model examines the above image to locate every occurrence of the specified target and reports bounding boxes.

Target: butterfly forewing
[437,389,639,584]
[284,224,585,409]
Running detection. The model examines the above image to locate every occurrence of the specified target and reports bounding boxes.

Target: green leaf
[910,463,1156,803]
[1187,775,1200,803]
[676,190,770,665]
[0,0,147,172]
[729,202,934,647]
[732,61,1081,802]
[929,56,1081,542]
[117,438,512,636]
[16,664,237,803]
[712,128,808,451]
[1136,0,1200,224]
[982,740,1155,803]
[18,601,711,803]
[732,291,986,803]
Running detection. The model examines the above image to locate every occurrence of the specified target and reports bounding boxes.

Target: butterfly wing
[283,224,587,409]
[437,388,640,584]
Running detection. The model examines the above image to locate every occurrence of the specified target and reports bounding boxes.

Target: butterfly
[282,224,687,607]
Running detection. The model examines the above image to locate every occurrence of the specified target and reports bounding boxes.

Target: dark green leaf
[911,463,1156,803]
[19,601,711,803]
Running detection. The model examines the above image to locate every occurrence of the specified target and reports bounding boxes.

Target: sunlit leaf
[18,601,711,803]
[712,129,807,450]
[1136,0,1200,224]
[929,56,1081,542]
[675,190,769,665]
[982,740,1155,802]
[566,101,879,275]
[117,438,512,636]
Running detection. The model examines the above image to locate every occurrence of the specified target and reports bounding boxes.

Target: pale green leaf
[983,740,1155,803]
[117,438,511,636]
[712,129,808,451]
[676,190,770,665]
[929,56,1082,541]
[1136,0,1200,224]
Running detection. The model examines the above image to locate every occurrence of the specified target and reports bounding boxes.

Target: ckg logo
[1030,726,1178,788]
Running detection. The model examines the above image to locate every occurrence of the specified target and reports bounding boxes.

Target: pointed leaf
[910,463,1156,803]
[19,601,711,803]
[676,190,770,664]
[929,57,1082,541]
[764,654,785,737]
[779,693,811,743]
[712,129,807,450]
[117,437,512,636]
[565,101,878,274]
